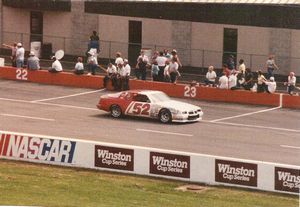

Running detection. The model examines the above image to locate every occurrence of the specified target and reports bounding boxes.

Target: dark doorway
[223,28,237,66]
[128,21,142,65]
[30,11,43,42]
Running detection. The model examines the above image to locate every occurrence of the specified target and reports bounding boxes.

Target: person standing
[168,57,180,84]
[238,59,246,75]
[265,55,279,79]
[123,59,131,90]
[2,42,17,67]
[156,51,167,81]
[27,51,40,70]
[89,30,100,53]
[151,61,160,81]
[15,43,25,68]
[136,50,149,80]
[87,51,98,75]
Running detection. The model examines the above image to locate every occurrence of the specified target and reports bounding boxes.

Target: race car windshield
[150,92,171,103]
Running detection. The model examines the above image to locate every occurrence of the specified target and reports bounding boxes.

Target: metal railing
[1,31,300,76]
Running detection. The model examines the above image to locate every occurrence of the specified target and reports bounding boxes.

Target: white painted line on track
[136,128,193,137]
[0,97,98,111]
[280,145,300,150]
[209,106,281,123]
[31,89,105,102]
[207,121,300,133]
[1,113,55,121]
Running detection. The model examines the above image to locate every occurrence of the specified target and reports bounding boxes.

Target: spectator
[123,59,131,90]
[16,43,25,68]
[48,56,63,73]
[151,51,159,63]
[117,63,129,91]
[222,64,231,77]
[27,51,40,70]
[73,57,84,75]
[265,55,279,79]
[171,49,182,67]
[204,66,217,86]
[87,51,98,75]
[237,72,245,88]
[285,72,296,95]
[163,60,170,82]
[115,52,124,66]
[2,42,17,67]
[89,30,100,53]
[156,51,167,81]
[168,57,181,84]
[136,50,148,80]
[229,70,239,90]
[151,61,160,81]
[238,59,246,75]
[218,72,228,89]
[263,76,277,94]
[163,49,171,59]
[257,70,267,93]
[226,55,235,70]
[242,68,254,90]
[103,63,117,89]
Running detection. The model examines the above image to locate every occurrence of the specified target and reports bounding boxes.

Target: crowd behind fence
[1,31,300,76]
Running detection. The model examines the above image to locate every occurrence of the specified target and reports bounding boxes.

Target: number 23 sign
[184,85,197,98]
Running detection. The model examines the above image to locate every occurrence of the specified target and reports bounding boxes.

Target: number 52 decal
[127,102,151,116]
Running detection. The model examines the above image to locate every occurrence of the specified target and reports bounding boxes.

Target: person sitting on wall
[284,72,297,96]
[27,51,40,71]
[242,68,254,90]
[228,70,239,90]
[257,70,267,93]
[218,71,228,89]
[48,56,63,73]
[73,57,84,75]
[263,76,277,94]
[101,63,117,89]
[204,66,217,87]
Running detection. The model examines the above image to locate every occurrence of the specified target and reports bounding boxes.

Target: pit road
[0,80,299,166]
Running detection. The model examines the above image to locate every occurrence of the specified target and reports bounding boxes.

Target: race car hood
[158,100,201,112]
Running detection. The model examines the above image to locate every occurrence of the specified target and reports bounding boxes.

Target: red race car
[97,90,203,123]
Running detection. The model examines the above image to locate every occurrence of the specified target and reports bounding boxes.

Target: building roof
[101,0,300,3]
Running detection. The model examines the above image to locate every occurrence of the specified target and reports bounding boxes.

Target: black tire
[110,105,122,118]
[159,109,172,123]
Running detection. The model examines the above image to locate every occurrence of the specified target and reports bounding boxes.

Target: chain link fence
[1,31,300,76]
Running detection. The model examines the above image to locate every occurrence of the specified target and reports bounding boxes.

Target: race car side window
[133,94,150,103]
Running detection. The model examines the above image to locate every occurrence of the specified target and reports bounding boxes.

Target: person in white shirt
[163,61,170,82]
[73,57,84,75]
[204,66,217,86]
[122,59,131,90]
[156,51,167,81]
[116,63,128,91]
[115,52,124,66]
[218,72,229,89]
[264,76,277,94]
[257,70,267,93]
[102,63,117,89]
[238,59,246,75]
[16,43,25,68]
[285,72,297,95]
[228,70,238,90]
[168,58,180,83]
[48,56,63,73]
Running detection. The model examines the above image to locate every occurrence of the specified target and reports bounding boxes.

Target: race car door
[125,93,152,117]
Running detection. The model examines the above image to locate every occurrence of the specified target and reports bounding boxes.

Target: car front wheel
[159,109,172,123]
[110,105,122,118]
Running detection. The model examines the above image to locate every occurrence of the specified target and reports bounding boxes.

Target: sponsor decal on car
[94,145,134,171]
[215,159,257,187]
[275,167,300,193]
[149,152,190,178]
[0,133,76,163]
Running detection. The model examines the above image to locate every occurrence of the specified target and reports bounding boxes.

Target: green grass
[0,160,298,207]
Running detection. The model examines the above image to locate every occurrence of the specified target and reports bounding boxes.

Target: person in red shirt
[222,64,231,77]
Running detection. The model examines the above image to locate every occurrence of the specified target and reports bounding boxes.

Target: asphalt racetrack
[0,79,299,166]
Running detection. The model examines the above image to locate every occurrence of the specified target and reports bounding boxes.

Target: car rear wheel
[110,105,122,118]
[159,109,172,123]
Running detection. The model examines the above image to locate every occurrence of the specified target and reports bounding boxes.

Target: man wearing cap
[263,77,277,94]
[27,51,40,70]
[48,56,63,73]
[16,43,25,68]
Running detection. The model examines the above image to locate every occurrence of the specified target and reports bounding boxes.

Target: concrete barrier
[0,130,299,195]
[0,66,299,109]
